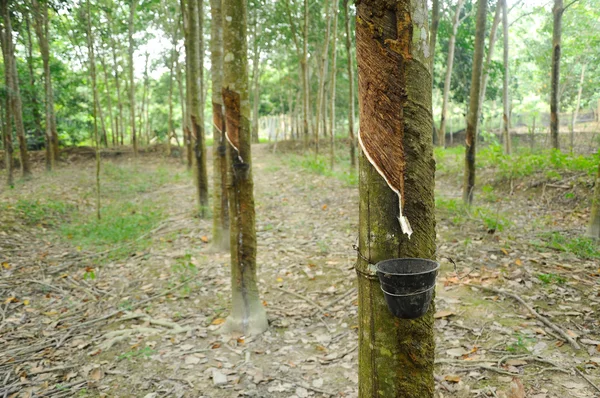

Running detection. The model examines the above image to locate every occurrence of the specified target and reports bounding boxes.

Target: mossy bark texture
[462,0,487,205]
[588,161,600,238]
[222,0,267,336]
[550,0,563,150]
[210,0,229,250]
[187,0,209,217]
[355,1,436,397]
[1,0,31,178]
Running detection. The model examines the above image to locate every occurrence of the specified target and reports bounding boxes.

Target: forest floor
[0,143,599,398]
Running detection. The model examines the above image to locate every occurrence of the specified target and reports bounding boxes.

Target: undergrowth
[532,232,600,259]
[436,196,512,232]
[288,154,358,186]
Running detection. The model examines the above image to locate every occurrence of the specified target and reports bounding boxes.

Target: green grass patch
[101,163,177,197]
[62,201,163,256]
[537,273,566,285]
[288,155,357,186]
[533,232,600,259]
[1,199,73,227]
[478,145,598,179]
[435,197,512,232]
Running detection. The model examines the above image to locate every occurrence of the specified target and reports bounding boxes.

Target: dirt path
[0,145,599,397]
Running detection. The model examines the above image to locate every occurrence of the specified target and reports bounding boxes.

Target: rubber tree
[180,0,193,169]
[23,12,45,162]
[343,0,356,169]
[315,0,332,155]
[210,0,229,250]
[32,0,59,167]
[501,0,511,154]
[85,0,101,220]
[463,0,488,205]
[478,0,501,135]
[355,0,436,396]
[588,161,600,238]
[186,0,209,216]
[549,0,579,150]
[222,0,268,336]
[328,0,339,169]
[282,0,310,149]
[438,0,466,147]
[128,0,138,155]
[1,72,14,186]
[570,64,585,152]
[0,0,31,177]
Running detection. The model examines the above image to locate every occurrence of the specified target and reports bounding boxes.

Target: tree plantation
[1,0,600,396]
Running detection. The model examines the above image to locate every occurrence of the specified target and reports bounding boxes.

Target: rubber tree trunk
[33,0,59,166]
[250,7,261,144]
[283,0,310,148]
[328,1,338,169]
[222,0,268,336]
[588,161,600,238]
[99,56,116,147]
[181,0,194,169]
[302,0,310,149]
[438,0,466,147]
[1,77,14,186]
[1,0,31,177]
[315,0,332,156]
[550,0,563,150]
[128,0,138,155]
[343,0,356,169]
[188,0,209,216]
[210,0,230,250]
[462,0,488,205]
[355,1,436,396]
[501,0,511,154]
[571,64,585,153]
[140,53,150,146]
[108,14,125,147]
[24,13,45,162]
[85,0,101,220]
[478,0,502,135]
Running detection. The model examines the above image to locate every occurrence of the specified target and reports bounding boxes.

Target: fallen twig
[274,286,325,314]
[311,287,357,317]
[575,368,600,394]
[463,283,580,350]
[273,376,335,397]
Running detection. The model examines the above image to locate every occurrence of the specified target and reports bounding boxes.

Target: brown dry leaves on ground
[0,144,599,397]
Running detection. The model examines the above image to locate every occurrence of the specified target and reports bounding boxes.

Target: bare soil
[0,144,598,398]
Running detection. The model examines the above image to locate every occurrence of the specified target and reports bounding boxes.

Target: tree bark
[107,12,125,147]
[501,0,511,154]
[85,0,101,220]
[328,0,339,169]
[1,0,31,177]
[356,1,436,396]
[250,6,261,144]
[188,0,209,216]
[24,12,45,160]
[463,0,488,205]
[32,0,59,166]
[478,0,502,136]
[181,0,194,169]
[99,55,116,147]
[315,0,332,156]
[438,0,466,147]
[588,161,600,238]
[1,65,14,186]
[222,0,268,336]
[550,0,563,150]
[128,0,138,155]
[210,0,229,250]
[343,0,356,169]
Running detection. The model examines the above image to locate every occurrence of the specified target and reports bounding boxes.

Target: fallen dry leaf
[434,310,455,319]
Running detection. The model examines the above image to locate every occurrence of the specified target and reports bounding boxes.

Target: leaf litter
[0,145,598,397]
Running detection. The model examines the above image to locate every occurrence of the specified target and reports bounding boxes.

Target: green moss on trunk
[356,1,436,396]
